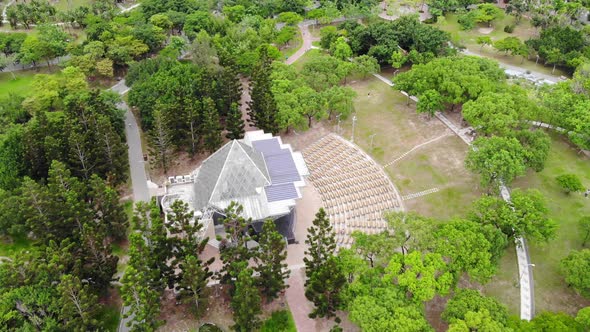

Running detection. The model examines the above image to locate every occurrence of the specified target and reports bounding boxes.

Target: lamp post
[336,113,342,134]
[351,115,357,143]
[369,133,376,150]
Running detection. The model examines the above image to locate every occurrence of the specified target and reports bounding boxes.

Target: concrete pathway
[285,268,317,332]
[285,23,317,65]
[108,79,149,332]
[402,188,440,201]
[372,69,535,321]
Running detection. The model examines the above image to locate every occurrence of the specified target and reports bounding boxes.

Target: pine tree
[217,62,243,116]
[79,223,118,292]
[225,102,245,140]
[148,106,172,174]
[95,114,128,183]
[305,256,346,319]
[255,220,289,300]
[184,98,201,156]
[304,208,336,277]
[166,200,214,287]
[121,233,163,332]
[219,202,252,288]
[88,174,127,240]
[201,97,222,153]
[58,274,100,331]
[132,201,173,290]
[231,268,262,332]
[178,255,211,313]
[247,46,279,134]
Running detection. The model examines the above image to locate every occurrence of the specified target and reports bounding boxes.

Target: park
[1,0,590,331]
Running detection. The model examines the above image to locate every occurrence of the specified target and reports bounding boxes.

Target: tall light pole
[369,133,376,150]
[351,115,357,143]
[336,113,342,134]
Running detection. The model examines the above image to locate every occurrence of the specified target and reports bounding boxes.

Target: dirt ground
[158,286,290,332]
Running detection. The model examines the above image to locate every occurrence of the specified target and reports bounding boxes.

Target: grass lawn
[260,310,297,332]
[52,0,93,11]
[0,235,32,258]
[434,13,568,78]
[338,77,482,218]
[0,67,60,99]
[483,134,590,316]
[290,48,324,71]
[96,305,121,332]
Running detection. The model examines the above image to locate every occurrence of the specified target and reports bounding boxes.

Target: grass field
[0,66,63,98]
[483,134,590,315]
[260,310,297,332]
[434,14,568,77]
[0,235,32,258]
[52,0,93,12]
[338,77,482,219]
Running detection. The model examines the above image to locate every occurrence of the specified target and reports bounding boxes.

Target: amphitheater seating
[303,134,403,249]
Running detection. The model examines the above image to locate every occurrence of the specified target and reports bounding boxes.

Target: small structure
[161,131,308,244]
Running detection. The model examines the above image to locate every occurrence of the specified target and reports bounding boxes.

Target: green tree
[58,274,100,331]
[462,91,527,136]
[576,307,590,330]
[219,202,252,288]
[121,234,163,332]
[225,102,245,140]
[434,220,501,283]
[417,89,443,116]
[330,36,353,61]
[179,255,211,313]
[231,268,262,332]
[201,98,222,153]
[385,251,454,302]
[304,208,336,275]
[390,50,408,69]
[556,174,584,194]
[442,288,509,326]
[465,136,526,188]
[561,249,590,298]
[255,220,289,300]
[247,47,279,134]
[474,4,504,27]
[352,55,380,79]
[476,36,493,50]
[305,256,346,318]
[471,189,556,243]
[148,106,172,174]
[448,309,508,331]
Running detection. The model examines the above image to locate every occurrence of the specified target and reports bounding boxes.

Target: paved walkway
[108,79,149,332]
[285,268,316,332]
[372,69,535,321]
[1,0,14,24]
[285,23,318,65]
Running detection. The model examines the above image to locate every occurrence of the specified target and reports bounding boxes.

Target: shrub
[504,24,515,33]
[458,12,476,30]
[556,174,584,194]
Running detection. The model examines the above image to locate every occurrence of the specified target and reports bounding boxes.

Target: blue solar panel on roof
[265,183,298,202]
[251,138,302,202]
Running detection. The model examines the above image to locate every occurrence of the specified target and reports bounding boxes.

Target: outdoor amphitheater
[303,134,404,248]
